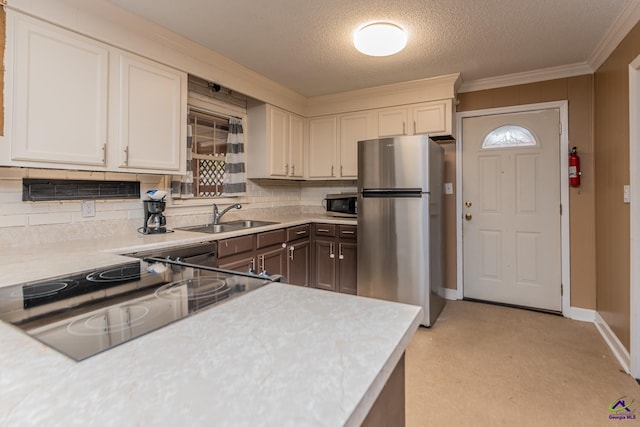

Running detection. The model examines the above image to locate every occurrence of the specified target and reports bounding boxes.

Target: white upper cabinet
[377,107,408,137]
[412,99,453,136]
[6,12,187,174]
[289,114,305,178]
[339,112,371,178]
[376,99,454,138]
[307,116,338,179]
[247,102,305,179]
[115,52,187,172]
[11,14,109,166]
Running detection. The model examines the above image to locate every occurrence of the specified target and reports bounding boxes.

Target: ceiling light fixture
[353,22,407,57]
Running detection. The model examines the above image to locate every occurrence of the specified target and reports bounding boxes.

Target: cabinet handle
[250,258,256,272]
[289,246,295,261]
[341,230,355,235]
[403,122,406,135]
[330,242,335,259]
[102,144,106,164]
[339,243,344,260]
[318,228,329,233]
[296,230,306,235]
[414,121,417,134]
[259,255,265,272]
[340,165,343,176]
[124,146,129,165]
[331,165,334,177]
[291,164,295,175]
[285,164,289,175]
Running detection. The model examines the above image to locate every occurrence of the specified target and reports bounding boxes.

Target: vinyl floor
[405,300,640,427]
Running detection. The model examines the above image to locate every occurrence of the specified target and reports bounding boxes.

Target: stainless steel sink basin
[178,224,239,234]
[222,220,279,228]
[177,220,279,234]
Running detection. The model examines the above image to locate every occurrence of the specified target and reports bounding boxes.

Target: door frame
[628,55,640,379]
[455,101,571,316]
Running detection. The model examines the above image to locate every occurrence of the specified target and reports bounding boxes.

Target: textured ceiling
[107,0,629,97]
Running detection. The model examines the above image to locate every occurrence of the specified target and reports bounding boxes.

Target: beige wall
[593,21,640,350]
[452,76,597,311]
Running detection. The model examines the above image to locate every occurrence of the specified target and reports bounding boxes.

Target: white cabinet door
[12,14,108,166]
[308,116,338,179]
[339,112,370,178]
[412,99,453,136]
[267,105,289,177]
[377,107,408,137]
[116,52,187,173]
[289,113,305,178]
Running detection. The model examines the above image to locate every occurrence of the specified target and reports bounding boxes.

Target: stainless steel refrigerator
[357,135,445,326]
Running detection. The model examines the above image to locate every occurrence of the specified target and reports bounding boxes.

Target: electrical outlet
[82,201,96,217]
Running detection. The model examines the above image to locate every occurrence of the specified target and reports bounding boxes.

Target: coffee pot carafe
[143,200,167,234]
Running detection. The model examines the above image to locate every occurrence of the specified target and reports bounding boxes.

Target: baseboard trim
[443,288,458,301]
[568,306,596,322]
[594,312,631,374]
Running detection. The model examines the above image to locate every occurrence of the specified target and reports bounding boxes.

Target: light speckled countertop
[0,215,423,426]
[0,215,355,288]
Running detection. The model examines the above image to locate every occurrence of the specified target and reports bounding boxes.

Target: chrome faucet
[213,203,242,224]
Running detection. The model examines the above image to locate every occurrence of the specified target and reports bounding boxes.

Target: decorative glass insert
[482,125,537,149]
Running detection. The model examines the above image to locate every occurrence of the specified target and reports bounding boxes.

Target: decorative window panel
[482,125,537,149]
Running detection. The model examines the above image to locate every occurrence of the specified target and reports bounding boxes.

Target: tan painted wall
[452,76,597,311]
[1,6,4,136]
[593,21,640,351]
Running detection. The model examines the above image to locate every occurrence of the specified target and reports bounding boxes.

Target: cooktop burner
[0,260,272,361]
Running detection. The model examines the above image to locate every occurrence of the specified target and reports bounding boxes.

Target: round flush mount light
[353,22,407,57]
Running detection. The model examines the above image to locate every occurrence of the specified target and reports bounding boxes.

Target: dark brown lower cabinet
[337,240,357,294]
[287,238,310,286]
[311,223,357,294]
[256,244,287,277]
[215,223,353,290]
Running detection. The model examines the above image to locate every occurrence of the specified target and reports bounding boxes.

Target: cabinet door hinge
[561,283,563,296]
[560,204,562,215]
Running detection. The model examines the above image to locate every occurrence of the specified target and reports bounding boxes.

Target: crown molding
[306,73,461,117]
[588,0,640,71]
[458,63,593,93]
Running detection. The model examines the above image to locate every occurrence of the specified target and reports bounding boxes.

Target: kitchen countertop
[0,214,423,426]
[0,214,356,288]
[0,282,421,426]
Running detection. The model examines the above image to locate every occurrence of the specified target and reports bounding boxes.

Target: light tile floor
[405,300,640,427]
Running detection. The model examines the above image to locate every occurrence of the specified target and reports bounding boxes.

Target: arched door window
[481,125,537,149]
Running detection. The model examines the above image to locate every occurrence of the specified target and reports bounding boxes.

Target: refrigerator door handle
[362,189,422,198]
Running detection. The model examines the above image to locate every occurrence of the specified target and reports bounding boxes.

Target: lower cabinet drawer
[256,229,286,249]
[218,234,255,258]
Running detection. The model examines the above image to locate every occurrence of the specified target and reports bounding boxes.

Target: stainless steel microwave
[324,193,357,218]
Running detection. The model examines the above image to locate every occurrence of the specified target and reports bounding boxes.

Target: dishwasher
[127,241,219,268]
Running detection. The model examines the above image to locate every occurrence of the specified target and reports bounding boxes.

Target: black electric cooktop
[0,260,270,361]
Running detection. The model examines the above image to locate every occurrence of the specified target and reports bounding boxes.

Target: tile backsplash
[0,167,355,247]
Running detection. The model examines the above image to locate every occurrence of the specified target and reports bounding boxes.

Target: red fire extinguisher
[569,147,581,187]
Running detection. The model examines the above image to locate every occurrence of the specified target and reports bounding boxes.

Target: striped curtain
[223,117,246,195]
[170,122,194,198]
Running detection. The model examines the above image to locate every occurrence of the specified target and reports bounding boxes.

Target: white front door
[462,109,562,311]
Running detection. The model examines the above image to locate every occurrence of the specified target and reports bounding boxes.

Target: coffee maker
[143,200,167,234]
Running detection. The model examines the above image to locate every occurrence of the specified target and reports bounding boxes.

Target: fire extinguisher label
[569,166,578,178]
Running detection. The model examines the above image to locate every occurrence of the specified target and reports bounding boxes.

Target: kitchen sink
[222,220,278,228]
[177,220,279,234]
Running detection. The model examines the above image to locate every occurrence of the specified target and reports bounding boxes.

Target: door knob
[465,213,472,221]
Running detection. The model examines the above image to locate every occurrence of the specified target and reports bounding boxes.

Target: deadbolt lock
[465,201,472,208]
